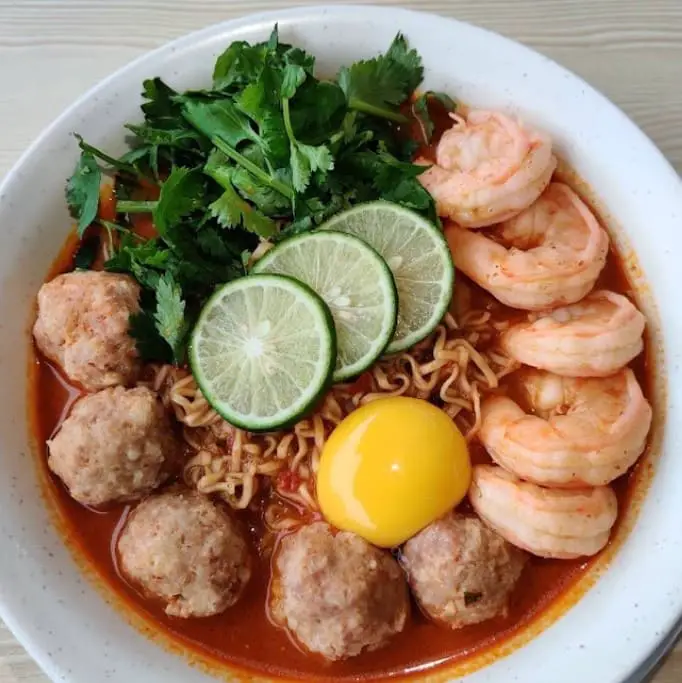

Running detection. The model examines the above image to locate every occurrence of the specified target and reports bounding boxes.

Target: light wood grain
[0,1,680,681]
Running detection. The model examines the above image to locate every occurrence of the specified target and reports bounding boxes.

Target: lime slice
[321,201,455,353]
[252,231,397,382]
[189,274,336,432]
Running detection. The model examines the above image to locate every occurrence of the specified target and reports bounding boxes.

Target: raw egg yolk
[317,396,471,547]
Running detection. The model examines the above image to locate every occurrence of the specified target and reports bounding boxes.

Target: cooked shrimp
[469,465,618,559]
[500,290,646,377]
[446,183,609,310]
[417,110,556,228]
[479,368,652,488]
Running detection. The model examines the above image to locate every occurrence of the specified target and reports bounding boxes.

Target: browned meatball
[33,271,141,390]
[117,490,252,618]
[48,386,181,506]
[401,512,527,628]
[270,522,409,661]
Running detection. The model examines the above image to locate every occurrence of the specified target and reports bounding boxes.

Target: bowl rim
[1,5,681,683]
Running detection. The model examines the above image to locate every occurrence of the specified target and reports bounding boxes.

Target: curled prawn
[500,290,646,377]
[417,110,556,228]
[479,368,652,488]
[446,182,609,310]
[470,465,618,559]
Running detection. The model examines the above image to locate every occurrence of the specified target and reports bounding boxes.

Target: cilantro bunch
[66,27,446,363]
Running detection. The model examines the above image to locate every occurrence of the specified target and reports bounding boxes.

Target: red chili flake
[277,469,301,493]
[346,371,373,395]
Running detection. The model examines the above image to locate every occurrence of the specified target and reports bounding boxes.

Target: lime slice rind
[320,201,455,354]
[252,231,397,381]
[190,274,336,432]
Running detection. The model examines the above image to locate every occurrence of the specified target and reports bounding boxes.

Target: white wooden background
[0,1,680,681]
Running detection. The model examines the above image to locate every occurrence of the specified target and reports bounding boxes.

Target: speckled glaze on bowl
[0,6,681,683]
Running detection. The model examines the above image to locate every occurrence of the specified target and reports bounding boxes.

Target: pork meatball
[48,386,181,506]
[270,522,409,661]
[117,490,252,618]
[401,512,527,629]
[33,271,141,390]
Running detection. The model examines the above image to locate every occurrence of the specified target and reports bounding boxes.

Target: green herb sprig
[65,27,438,363]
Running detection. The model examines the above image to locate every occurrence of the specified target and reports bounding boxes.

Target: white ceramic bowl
[1,5,681,683]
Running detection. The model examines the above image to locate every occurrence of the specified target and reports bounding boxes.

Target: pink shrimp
[418,110,556,228]
[479,368,652,488]
[500,290,646,377]
[446,183,609,310]
[470,465,618,559]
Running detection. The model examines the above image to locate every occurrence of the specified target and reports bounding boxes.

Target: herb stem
[348,98,409,123]
[282,98,296,142]
[99,219,133,234]
[211,137,294,200]
[76,136,157,184]
[116,200,157,213]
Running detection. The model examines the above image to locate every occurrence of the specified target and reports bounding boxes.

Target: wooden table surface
[0,0,680,681]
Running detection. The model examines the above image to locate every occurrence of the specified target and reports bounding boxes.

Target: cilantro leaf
[154,273,189,364]
[181,99,259,147]
[119,144,160,178]
[105,235,170,289]
[120,80,208,178]
[124,121,209,177]
[153,167,206,237]
[384,33,424,93]
[127,240,171,269]
[73,234,100,270]
[235,69,289,166]
[203,149,233,187]
[140,78,181,120]
[279,193,348,239]
[267,24,279,51]
[204,150,279,237]
[281,63,307,99]
[338,33,423,122]
[289,80,347,145]
[289,142,334,193]
[282,98,334,192]
[208,181,277,238]
[213,41,269,92]
[238,203,278,239]
[211,25,311,94]
[342,149,434,214]
[167,249,243,290]
[66,150,101,237]
[230,165,291,215]
[129,309,173,363]
[196,225,249,263]
[284,46,315,74]
[208,186,243,228]
[197,226,231,260]
[125,122,206,150]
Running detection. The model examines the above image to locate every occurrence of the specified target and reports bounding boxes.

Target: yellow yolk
[317,397,471,547]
